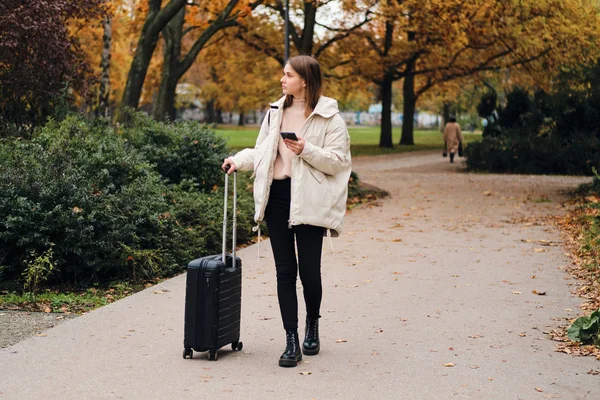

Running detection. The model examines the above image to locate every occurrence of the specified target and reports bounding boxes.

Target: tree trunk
[217,108,223,124]
[400,32,417,146]
[152,0,239,122]
[400,85,416,145]
[238,111,245,126]
[300,1,316,54]
[442,102,451,131]
[153,7,184,122]
[378,18,395,148]
[97,15,112,118]
[379,73,394,148]
[206,100,216,123]
[118,0,186,121]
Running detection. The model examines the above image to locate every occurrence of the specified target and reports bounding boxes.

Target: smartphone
[280,132,298,141]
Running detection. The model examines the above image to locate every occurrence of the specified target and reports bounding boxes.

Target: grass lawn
[214,124,481,157]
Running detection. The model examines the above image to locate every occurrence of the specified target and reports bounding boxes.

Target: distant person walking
[222,55,352,368]
[443,116,463,163]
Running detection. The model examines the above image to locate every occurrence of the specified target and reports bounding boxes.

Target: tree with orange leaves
[153,0,261,121]
[347,0,600,147]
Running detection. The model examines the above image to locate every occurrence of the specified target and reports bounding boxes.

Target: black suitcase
[183,170,243,361]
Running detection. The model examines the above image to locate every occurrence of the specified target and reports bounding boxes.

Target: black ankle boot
[302,317,320,356]
[450,153,455,163]
[279,330,302,367]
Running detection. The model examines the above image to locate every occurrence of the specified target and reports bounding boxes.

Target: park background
[1,0,600,351]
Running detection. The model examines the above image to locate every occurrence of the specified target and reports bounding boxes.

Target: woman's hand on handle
[222,158,237,174]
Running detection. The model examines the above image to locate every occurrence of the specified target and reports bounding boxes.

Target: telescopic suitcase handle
[222,166,237,270]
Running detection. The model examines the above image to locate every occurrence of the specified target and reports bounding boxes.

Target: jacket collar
[270,95,339,119]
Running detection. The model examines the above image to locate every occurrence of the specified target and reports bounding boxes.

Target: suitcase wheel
[231,341,243,351]
[183,347,193,359]
[208,350,218,361]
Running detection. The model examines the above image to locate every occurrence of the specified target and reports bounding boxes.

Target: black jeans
[265,178,324,332]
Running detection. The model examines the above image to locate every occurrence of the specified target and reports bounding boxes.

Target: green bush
[468,61,600,175]
[0,115,255,288]
[120,110,229,192]
[465,133,600,175]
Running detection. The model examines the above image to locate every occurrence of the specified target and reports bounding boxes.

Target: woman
[222,55,352,368]
[443,116,464,163]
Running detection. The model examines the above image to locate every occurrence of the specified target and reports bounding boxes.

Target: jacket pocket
[307,165,326,183]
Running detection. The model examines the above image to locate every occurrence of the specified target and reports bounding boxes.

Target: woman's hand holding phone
[281,132,305,155]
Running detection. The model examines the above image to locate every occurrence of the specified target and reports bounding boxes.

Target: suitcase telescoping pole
[222,167,237,269]
[232,171,237,269]
[222,169,228,264]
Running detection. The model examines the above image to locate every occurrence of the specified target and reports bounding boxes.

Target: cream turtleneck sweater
[273,98,307,180]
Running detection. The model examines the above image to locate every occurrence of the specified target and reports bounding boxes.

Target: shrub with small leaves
[120,110,229,192]
[0,114,255,288]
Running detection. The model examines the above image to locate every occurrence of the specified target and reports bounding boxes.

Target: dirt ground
[0,310,77,348]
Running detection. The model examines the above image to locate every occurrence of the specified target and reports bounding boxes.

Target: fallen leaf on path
[36,333,47,337]
[299,371,312,376]
[375,329,383,333]
[43,307,51,313]
[391,238,402,242]
[348,284,359,288]
[532,290,547,295]
[336,339,347,343]
[153,289,169,294]
[200,375,213,379]
[469,365,480,369]
[531,275,537,279]
[535,388,544,392]
[533,248,548,253]
[483,191,493,196]
[512,291,522,295]
[588,369,600,375]
[488,378,494,381]
[372,351,379,356]
[519,333,527,337]
[443,363,455,367]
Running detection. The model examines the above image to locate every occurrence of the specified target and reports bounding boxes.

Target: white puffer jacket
[231,95,352,235]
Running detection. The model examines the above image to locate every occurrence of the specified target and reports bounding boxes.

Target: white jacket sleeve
[230,110,271,171]
[299,114,351,176]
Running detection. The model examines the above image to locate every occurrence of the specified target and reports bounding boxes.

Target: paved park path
[1,151,598,400]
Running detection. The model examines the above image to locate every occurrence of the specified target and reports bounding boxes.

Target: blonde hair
[283,55,322,117]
